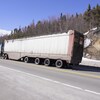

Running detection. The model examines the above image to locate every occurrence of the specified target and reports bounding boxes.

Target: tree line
[0,4,100,41]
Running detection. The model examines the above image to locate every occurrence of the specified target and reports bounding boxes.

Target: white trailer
[3,30,84,68]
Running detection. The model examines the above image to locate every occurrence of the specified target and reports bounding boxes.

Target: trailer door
[71,32,84,64]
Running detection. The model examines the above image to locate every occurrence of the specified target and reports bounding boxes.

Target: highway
[0,59,100,100]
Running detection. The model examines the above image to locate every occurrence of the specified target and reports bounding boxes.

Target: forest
[0,4,100,42]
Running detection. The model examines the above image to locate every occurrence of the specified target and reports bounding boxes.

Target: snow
[82,57,100,62]
[0,29,11,36]
[83,27,99,48]
[84,27,97,35]
[81,57,100,67]
[84,38,91,48]
[91,27,97,31]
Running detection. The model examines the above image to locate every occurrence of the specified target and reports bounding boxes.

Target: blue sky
[0,0,100,30]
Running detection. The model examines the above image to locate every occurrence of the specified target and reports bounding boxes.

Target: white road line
[85,89,100,95]
[0,65,100,96]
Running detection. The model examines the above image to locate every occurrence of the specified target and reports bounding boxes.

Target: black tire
[55,60,63,68]
[24,57,29,63]
[34,58,40,65]
[4,54,9,59]
[44,59,50,66]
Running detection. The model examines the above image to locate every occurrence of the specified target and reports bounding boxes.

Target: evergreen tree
[93,4,100,27]
[84,4,92,29]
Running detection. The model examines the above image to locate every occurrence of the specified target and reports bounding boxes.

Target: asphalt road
[0,59,100,100]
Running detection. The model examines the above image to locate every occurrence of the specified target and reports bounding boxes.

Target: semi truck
[2,30,84,68]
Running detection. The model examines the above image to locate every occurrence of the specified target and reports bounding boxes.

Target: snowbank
[0,29,11,36]
[81,57,100,67]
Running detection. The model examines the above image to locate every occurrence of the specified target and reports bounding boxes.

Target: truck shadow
[10,58,100,73]
[71,65,100,72]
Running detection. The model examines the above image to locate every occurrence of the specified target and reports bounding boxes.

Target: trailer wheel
[44,59,50,66]
[55,60,63,68]
[34,58,40,65]
[4,54,9,59]
[24,57,29,63]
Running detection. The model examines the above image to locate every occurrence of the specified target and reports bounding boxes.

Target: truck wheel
[24,57,29,63]
[55,60,63,68]
[44,59,50,66]
[35,58,40,65]
[4,54,9,59]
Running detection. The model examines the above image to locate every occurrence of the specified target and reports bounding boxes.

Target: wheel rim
[4,54,8,59]
[35,58,40,65]
[24,57,28,63]
[44,59,50,66]
[55,60,63,68]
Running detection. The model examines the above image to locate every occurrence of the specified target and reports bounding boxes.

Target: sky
[0,0,100,30]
